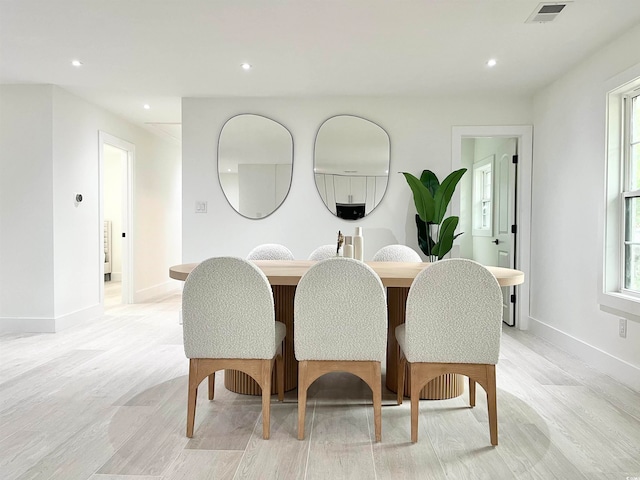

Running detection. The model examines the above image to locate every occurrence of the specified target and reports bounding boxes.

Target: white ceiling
[2,0,640,136]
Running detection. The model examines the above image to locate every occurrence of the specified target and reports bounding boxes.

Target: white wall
[131,126,182,301]
[182,95,531,262]
[531,24,640,389]
[0,85,55,330]
[0,85,182,332]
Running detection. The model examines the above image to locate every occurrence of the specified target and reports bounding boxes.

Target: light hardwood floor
[1,291,638,480]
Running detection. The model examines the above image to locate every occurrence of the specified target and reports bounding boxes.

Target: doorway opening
[452,126,533,330]
[99,132,134,307]
[460,136,518,326]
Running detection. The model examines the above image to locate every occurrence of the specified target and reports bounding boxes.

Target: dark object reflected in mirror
[336,203,366,220]
[218,114,293,219]
[314,115,390,219]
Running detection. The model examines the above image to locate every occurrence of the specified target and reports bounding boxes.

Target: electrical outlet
[619,318,627,338]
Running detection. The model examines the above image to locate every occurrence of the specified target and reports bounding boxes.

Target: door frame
[99,131,134,305]
[452,125,533,330]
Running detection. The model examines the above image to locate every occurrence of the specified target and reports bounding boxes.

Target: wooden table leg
[385,286,464,400]
[224,285,298,395]
[385,287,406,394]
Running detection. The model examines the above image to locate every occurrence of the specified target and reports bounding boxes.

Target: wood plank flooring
[1,289,639,479]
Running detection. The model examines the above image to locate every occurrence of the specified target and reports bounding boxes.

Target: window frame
[472,154,494,237]
[621,91,640,297]
[601,74,640,321]
[622,192,640,296]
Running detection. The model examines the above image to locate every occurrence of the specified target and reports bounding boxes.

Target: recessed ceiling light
[241,63,252,71]
[487,59,497,67]
[71,60,82,67]
[143,104,150,110]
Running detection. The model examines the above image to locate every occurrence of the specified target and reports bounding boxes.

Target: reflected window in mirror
[314,115,390,219]
[218,114,293,219]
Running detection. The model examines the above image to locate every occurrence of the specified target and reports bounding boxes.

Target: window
[481,169,492,229]
[472,155,494,236]
[623,93,640,294]
[601,75,640,320]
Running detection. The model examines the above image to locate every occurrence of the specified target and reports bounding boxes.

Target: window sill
[599,291,640,323]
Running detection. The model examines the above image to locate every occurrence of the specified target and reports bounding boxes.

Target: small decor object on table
[336,230,345,256]
[353,226,364,261]
[343,236,354,258]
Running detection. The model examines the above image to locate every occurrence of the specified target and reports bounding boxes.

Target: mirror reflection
[218,114,293,219]
[314,115,390,219]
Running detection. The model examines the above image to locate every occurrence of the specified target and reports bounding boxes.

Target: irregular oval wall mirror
[218,114,293,219]
[314,115,390,219]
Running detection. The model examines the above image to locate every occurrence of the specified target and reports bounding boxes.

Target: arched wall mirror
[218,114,293,219]
[314,115,390,219]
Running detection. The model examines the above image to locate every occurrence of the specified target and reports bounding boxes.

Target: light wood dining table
[170,260,524,400]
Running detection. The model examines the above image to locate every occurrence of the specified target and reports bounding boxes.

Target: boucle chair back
[307,244,337,261]
[372,244,422,262]
[182,257,276,359]
[405,258,503,364]
[247,243,295,260]
[294,257,387,362]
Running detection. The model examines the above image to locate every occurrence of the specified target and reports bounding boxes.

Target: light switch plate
[195,201,207,213]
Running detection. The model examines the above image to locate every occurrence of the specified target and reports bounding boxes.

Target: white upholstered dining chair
[395,258,503,445]
[307,244,336,261]
[294,257,387,442]
[372,244,422,262]
[247,243,295,260]
[182,257,286,440]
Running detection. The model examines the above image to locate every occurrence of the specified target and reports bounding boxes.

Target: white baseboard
[55,304,103,332]
[0,317,56,333]
[527,316,640,392]
[0,303,103,334]
[134,281,181,303]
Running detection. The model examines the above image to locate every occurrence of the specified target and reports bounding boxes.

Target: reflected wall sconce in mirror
[314,115,390,219]
[218,114,293,219]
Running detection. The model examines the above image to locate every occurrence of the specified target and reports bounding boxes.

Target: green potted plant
[401,168,467,261]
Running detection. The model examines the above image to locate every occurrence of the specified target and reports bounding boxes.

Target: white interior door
[494,138,517,325]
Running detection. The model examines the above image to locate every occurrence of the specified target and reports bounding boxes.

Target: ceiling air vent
[526,2,569,23]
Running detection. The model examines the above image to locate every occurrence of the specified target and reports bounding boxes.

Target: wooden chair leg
[372,362,382,442]
[261,359,272,440]
[298,361,308,440]
[276,351,284,402]
[187,359,198,438]
[208,373,215,400]
[397,349,406,405]
[469,377,476,407]
[410,364,419,443]
[486,365,498,446]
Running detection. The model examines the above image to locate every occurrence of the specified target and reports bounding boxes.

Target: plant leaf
[402,172,435,222]
[433,168,467,224]
[435,216,459,259]
[415,215,435,256]
[419,170,440,198]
